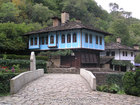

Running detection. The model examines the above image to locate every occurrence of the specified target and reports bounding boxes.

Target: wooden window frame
[126,51,127,56]
[46,36,48,44]
[39,37,41,45]
[50,35,54,44]
[35,37,37,45]
[31,37,33,45]
[96,36,98,44]
[111,51,115,56]
[131,52,133,57]
[67,34,71,43]
[56,34,58,44]
[62,34,65,43]
[41,37,44,45]
[85,33,88,43]
[123,51,125,56]
[90,34,92,43]
[106,51,110,56]
[73,33,77,42]
[100,36,102,45]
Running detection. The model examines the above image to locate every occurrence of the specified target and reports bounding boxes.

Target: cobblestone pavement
[0,74,140,105]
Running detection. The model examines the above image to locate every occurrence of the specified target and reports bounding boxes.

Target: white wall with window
[100,50,135,64]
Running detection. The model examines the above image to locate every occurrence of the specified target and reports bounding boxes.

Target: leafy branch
[40,49,73,57]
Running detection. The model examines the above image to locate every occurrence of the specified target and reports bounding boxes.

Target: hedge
[112,60,133,68]
[0,73,19,94]
[106,73,124,88]
[0,54,48,61]
[123,70,140,96]
[0,59,47,73]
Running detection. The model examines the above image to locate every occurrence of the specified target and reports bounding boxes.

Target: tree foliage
[40,50,73,57]
[0,22,44,51]
[123,70,140,96]
[0,0,140,52]
[31,3,54,24]
[107,19,130,45]
[0,2,20,22]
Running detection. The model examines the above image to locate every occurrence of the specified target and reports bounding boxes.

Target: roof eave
[23,27,112,36]
[105,48,135,51]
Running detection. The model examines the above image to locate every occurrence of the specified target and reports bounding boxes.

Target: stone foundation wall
[86,68,113,72]
[91,72,122,86]
[47,68,79,74]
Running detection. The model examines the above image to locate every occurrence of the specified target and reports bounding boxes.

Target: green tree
[135,53,140,63]
[123,71,140,96]
[107,19,130,45]
[31,3,54,24]
[0,2,20,22]
[0,22,44,51]
[129,23,140,45]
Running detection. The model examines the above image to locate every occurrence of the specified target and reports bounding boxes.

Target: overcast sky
[94,0,140,19]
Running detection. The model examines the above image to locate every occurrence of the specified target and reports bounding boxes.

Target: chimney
[61,12,69,24]
[52,17,61,27]
[116,37,121,43]
[133,44,139,50]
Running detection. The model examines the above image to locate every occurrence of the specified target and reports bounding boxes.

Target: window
[85,33,88,43]
[73,33,77,42]
[131,52,133,57]
[56,34,58,44]
[39,37,41,45]
[96,36,98,44]
[111,51,115,56]
[100,36,102,45]
[62,34,65,43]
[106,51,110,56]
[126,51,127,56]
[50,35,54,44]
[31,37,33,45]
[35,37,37,45]
[81,53,97,63]
[46,36,48,44]
[90,34,92,43]
[42,37,44,44]
[67,34,71,43]
[123,51,125,56]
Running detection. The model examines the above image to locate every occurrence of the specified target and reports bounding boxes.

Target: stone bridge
[0,74,140,105]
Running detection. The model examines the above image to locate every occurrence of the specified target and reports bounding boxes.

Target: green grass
[0,93,10,97]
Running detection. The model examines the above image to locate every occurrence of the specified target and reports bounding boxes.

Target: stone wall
[10,69,44,94]
[10,52,44,94]
[86,68,113,72]
[92,72,122,86]
[51,56,60,67]
[47,68,79,74]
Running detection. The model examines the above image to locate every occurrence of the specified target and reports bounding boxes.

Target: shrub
[0,54,48,61]
[97,85,108,92]
[0,73,19,94]
[109,84,120,93]
[0,59,47,73]
[106,73,124,88]
[122,70,140,96]
[97,84,122,94]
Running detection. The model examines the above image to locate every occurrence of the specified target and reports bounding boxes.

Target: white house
[100,38,138,71]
